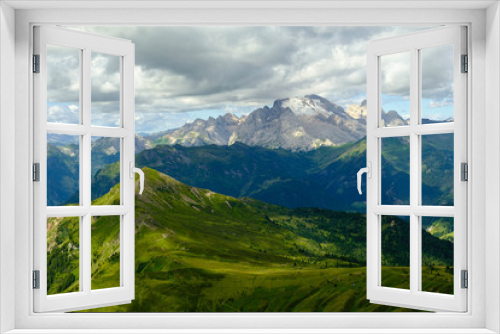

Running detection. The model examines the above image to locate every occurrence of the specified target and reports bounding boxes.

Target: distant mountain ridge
[345,99,409,127]
[51,134,453,214]
[155,95,367,151]
[150,95,413,151]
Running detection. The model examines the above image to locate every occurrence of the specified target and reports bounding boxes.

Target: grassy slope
[47,168,453,312]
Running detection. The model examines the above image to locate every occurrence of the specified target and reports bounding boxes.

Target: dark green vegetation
[47,214,122,294]
[133,140,367,211]
[422,134,454,206]
[134,136,453,212]
[47,216,79,294]
[381,137,410,205]
[48,137,122,206]
[48,134,454,212]
[91,215,121,290]
[47,143,79,206]
[47,168,454,311]
[381,216,454,294]
[423,217,454,242]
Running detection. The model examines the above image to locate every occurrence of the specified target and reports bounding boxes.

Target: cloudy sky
[47,26,454,133]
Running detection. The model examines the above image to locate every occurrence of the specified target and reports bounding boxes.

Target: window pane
[91,52,121,127]
[381,215,410,290]
[46,44,80,124]
[421,134,454,206]
[91,136,120,205]
[381,137,410,205]
[421,45,454,124]
[47,216,80,295]
[91,216,121,290]
[380,52,410,127]
[47,134,80,206]
[422,217,454,294]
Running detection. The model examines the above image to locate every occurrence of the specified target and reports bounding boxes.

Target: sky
[46,26,454,133]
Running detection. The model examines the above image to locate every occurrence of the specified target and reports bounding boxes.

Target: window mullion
[409,47,420,294]
[81,47,92,294]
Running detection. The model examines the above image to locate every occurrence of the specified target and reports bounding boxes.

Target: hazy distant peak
[381,109,408,127]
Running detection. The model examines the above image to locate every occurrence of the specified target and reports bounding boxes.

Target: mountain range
[85,135,452,214]
[154,95,368,151]
[47,95,453,212]
[150,95,413,151]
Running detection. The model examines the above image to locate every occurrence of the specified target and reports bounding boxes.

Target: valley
[48,168,454,312]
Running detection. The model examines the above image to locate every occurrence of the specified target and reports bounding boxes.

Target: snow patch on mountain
[279,96,328,116]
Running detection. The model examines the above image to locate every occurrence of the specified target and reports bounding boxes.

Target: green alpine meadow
[47,167,454,312]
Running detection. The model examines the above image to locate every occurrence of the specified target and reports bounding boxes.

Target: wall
[486,2,500,333]
[0,2,16,333]
[11,6,490,331]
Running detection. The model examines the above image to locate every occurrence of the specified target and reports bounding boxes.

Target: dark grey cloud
[47,44,80,103]
[421,44,454,100]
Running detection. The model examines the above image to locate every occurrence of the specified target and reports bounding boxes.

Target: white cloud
[429,98,453,108]
[58,26,437,131]
[47,104,79,124]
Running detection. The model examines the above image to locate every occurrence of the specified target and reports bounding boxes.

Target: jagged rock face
[345,102,367,120]
[345,99,409,127]
[89,134,153,158]
[381,109,408,127]
[158,95,367,151]
[135,134,153,153]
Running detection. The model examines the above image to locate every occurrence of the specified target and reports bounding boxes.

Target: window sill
[4,329,497,334]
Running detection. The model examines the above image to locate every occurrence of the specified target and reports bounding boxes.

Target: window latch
[357,162,372,195]
[129,162,145,195]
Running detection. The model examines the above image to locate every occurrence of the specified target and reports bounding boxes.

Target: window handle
[357,162,371,195]
[129,162,145,195]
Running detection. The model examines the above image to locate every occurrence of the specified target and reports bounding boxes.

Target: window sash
[32,25,136,313]
[366,26,468,312]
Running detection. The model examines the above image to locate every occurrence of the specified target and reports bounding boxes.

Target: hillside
[49,133,453,216]
[133,137,453,213]
[135,141,359,211]
[47,168,454,312]
[47,143,79,206]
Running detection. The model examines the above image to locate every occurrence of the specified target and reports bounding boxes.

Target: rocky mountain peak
[274,94,345,117]
[155,95,367,151]
[345,100,367,120]
[381,109,408,127]
[345,99,408,127]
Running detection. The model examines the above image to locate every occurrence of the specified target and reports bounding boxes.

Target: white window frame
[33,26,136,313]
[1,2,499,333]
[366,26,468,312]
